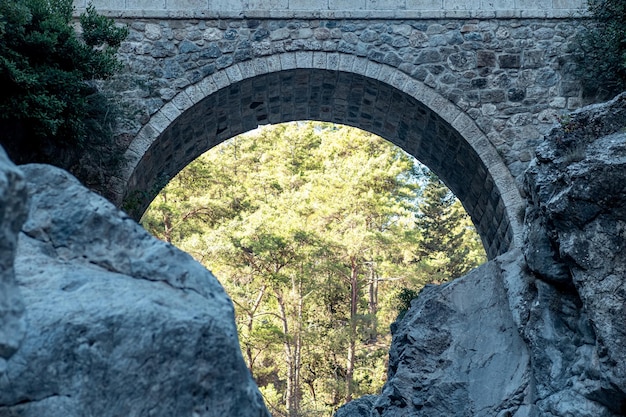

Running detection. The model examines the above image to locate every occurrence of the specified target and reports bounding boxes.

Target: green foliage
[142,122,486,417]
[0,0,128,171]
[414,172,485,283]
[394,287,420,321]
[576,0,626,98]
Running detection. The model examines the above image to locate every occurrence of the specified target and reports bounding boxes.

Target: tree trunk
[368,264,378,343]
[346,257,359,403]
[161,192,173,243]
[276,288,298,417]
[245,284,266,375]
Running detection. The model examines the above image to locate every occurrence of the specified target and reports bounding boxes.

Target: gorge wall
[337,94,626,416]
[1,95,626,417]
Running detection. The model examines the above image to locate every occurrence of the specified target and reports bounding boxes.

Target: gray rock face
[335,395,377,417]
[338,95,626,416]
[523,93,626,415]
[376,257,533,417]
[0,148,28,370]
[0,164,269,417]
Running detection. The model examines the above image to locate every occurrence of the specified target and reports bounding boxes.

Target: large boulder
[0,148,28,372]
[374,256,534,417]
[338,94,626,416]
[0,164,269,417]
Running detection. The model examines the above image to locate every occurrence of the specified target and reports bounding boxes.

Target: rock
[337,94,626,417]
[523,92,626,415]
[0,147,28,369]
[0,164,270,417]
[335,395,376,417]
[374,259,533,417]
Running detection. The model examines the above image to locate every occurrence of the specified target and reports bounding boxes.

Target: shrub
[576,0,626,99]
[0,0,128,172]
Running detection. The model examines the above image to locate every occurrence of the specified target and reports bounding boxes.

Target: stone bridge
[72,0,588,259]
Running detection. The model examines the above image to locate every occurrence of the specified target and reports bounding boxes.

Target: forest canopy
[142,122,486,417]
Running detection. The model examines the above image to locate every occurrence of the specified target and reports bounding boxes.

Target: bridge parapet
[73,0,587,19]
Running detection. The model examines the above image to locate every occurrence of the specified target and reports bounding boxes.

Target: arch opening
[141,120,489,416]
[123,66,522,259]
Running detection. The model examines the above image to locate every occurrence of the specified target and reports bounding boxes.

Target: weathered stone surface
[0,164,269,417]
[97,16,586,231]
[72,0,586,18]
[335,394,376,417]
[0,148,28,369]
[374,258,533,417]
[523,93,626,415]
[337,94,626,416]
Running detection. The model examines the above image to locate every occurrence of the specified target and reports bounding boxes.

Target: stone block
[210,0,245,11]
[366,0,406,10]
[329,0,366,9]
[476,51,496,68]
[289,0,329,10]
[248,0,288,9]
[522,50,544,69]
[166,0,209,9]
[498,53,521,68]
[406,0,442,9]
[128,0,166,9]
[481,0,515,8]
[552,0,586,8]
[280,53,297,69]
[515,0,548,8]
[444,0,481,9]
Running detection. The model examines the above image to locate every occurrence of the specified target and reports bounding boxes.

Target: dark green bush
[0,0,127,171]
[395,287,420,321]
[577,0,626,99]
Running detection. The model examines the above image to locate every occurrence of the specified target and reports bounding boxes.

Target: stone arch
[117,52,524,259]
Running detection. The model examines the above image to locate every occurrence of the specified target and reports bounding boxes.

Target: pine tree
[0,0,128,170]
[414,172,485,283]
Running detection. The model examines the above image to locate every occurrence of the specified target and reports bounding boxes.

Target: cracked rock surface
[0,164,269,417]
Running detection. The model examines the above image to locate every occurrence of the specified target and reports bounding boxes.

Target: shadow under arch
[118,53,524,259]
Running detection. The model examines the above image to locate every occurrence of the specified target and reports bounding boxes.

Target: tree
[0,0,128,172]
[576,0,626,98]
[142,122,486,417]
[413,172,485,284]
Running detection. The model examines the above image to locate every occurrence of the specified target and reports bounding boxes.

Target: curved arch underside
[128,69,515,259]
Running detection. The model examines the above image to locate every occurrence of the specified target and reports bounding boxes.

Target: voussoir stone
[0,164,269,417]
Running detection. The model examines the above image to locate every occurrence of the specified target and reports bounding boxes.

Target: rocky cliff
[0,160,269,416]
[337,94,626,417]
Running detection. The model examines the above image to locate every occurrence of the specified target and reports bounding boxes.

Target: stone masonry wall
[110,16,584,180]
[76,11,588,257]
